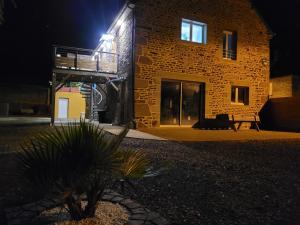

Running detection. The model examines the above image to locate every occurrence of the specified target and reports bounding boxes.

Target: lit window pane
[181,22,191,41]
[192,24,203,43]
[231,86,249,105]
[231,87,236,103]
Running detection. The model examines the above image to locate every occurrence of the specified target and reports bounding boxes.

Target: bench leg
[231,122,237,132]
[237,122,243,131]
[254,122,260,132]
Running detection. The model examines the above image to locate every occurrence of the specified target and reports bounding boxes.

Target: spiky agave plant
[18,121,149,220]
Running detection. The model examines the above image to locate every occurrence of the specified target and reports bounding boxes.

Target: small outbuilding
[262,75,300,131]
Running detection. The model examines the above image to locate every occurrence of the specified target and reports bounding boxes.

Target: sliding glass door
[181,82,201,126]
[161,80,203,126]
[160,81,181,125]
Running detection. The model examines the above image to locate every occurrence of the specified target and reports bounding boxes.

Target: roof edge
[250,0,275,38]
[95,1,134,51]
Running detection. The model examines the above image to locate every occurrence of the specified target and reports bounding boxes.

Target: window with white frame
[181,19,207,44]
[223,31,237,60]
[231,86,249,105]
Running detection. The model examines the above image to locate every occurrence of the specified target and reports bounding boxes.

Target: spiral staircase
[80,83,107,121]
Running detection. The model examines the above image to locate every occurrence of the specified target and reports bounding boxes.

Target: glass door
[160,81,181,125]
[181,82,201,126]
[161,80,203,126]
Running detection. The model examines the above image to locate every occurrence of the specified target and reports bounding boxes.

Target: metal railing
[53,46,118,74]
[223,49,237,60]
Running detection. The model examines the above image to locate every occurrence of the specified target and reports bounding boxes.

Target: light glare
[117,19,123,27]
[101,34,114,41]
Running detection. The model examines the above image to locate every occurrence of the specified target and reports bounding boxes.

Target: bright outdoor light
[117,19,123,27]
[101,33,114,41]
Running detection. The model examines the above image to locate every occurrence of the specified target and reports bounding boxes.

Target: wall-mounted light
[262,58,268,66]
[101,33,114,41]
[117,19,123,27]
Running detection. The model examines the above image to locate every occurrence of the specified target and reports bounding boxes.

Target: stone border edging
[5,190,169,225]
[103,190,169,225]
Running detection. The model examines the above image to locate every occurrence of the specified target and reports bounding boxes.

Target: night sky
[0,0,299,86]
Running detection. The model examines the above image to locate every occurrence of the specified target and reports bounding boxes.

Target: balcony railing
[223,49,237,60]
[53,46,118,74]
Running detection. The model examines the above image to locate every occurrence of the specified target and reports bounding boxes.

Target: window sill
[231,102,248,106]
[180,39,207,46]
[223,57,237,61]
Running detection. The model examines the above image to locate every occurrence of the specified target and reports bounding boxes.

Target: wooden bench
[216,114,261,132]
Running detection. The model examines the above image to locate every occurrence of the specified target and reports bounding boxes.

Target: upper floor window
[231,86,249,105]
[181,19,207,44]
[223,31,237,60]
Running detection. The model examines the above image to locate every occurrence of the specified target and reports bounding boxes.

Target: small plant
[18,121,149,221]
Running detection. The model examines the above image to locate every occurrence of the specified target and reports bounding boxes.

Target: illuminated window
[223,31,237,60]
[231,86,249,105]
[181,19,207,44]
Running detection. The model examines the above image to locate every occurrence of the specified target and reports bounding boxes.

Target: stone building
[52,0,272,128]
[54,86,86,121]
[261,75,300,131]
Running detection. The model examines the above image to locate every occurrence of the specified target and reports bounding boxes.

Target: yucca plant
[18,121,149,221]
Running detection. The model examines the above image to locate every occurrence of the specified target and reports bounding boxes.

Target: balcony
[53,46,118,78]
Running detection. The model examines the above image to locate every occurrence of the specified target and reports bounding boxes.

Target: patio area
[138,127,300,142]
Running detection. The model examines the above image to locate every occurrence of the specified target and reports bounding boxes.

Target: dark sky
[0,0,299,86]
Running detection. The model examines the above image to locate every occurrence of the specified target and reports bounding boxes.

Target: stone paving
[5,190,169,225]
[92,122,166,141]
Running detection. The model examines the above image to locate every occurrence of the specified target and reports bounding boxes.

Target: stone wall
[270,75,300,98]
[133,0,270,128]
[108,8,134,124]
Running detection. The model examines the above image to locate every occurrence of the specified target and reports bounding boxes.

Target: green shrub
[18,121,149,220]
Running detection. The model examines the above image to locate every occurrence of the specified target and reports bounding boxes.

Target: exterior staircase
[80,83,106,121]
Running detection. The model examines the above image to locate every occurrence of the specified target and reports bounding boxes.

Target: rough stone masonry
[131,0,271,128]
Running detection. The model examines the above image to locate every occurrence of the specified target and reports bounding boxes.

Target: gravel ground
[119,138,300,225]
[0,126,300,225]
